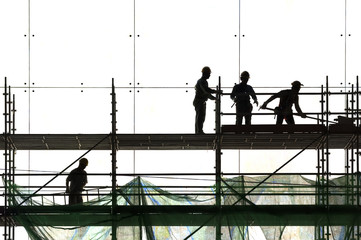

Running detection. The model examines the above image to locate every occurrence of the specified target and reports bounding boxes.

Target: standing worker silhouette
[230,71,258,125]
[260,81,306,125]
[66,158,88,205]
[193,66,219,134]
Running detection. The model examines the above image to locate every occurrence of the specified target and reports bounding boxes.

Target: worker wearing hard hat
[230,71,258,125]
[260,81,306,125]
[193,66,220,134]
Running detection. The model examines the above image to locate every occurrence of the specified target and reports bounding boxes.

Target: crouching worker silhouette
[66,158,88,205]
[260,81,306,125]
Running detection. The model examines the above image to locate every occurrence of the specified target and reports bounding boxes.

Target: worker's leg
[195,103,206,133]
[236,103,245,125]
[76,194,83,204]
[69,192,83,205]
[244,104,253,125]
[285,115,295,125]
[276,114,284,125]
[69,193,76,205]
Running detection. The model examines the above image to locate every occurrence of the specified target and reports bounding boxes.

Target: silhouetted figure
[230,71,258,125]
[261,81,306,125]
[193,66,218,134]
[66,158,88,205]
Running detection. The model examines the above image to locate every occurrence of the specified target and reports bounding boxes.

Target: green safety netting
[5,174,360,240]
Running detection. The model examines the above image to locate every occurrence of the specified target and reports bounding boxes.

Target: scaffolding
[1,76,361,240]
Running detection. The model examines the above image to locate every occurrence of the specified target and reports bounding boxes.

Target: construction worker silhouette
[261,81,306,125]
[230,71,258,125]
[66,158,88,205]
[193,66,219,134]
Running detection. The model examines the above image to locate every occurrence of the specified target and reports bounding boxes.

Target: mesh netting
[5,174,360,240]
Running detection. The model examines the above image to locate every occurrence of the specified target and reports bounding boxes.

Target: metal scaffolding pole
[346,83,356,239]
[356,76,360,239]
[356,76,360,204]
[215,76,222,240]
[111,79,117,240]
[3,77,15,240]
[325,76,331,240]
[3,77,9,240]
[317,79,329,240]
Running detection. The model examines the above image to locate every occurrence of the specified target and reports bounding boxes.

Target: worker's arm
[199,80,216,100]
[83,174,88,189]
[249,86,258,106]
[78,173,88,191]
[66,178,70,193]
[294,95,306,118]
[230,85,237,101]
[261,92,279,109]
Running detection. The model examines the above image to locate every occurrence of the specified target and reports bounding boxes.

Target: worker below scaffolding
[230,71,258,125]
[260,81,306,124]
[193,66,220,134]
[66,158,88,205]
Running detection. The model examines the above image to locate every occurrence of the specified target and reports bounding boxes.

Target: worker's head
[79,158,88,169]
[291,81,303,92]
[240,71,250,83]
[201,66,211,79]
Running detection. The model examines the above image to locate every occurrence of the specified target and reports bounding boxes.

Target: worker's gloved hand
[300,113,307,118]
[216,90,223,94]
[210,95,216,100]
[254,100,259,107]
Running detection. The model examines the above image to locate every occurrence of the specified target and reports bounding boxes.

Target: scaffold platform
[1,124,360,150]
[1,205,361,227]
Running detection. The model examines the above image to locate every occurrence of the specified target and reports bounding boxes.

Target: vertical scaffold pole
[3,77,8,240]
[7,85,13,240]
[318,84,324,186]
[350,84,356,239]
[321,83,326,209]
[7,86,12,206]
[356,76,360,239]
[3,77,15,240]
[356,76,360,206]
[346,85,354,207]
[111,78,117,240]
[347,86,354,239]
[325,76,330,240]
[316,83,325,239]
[215,76,222,240]
[9,91,15,240]
[11,94,15,188]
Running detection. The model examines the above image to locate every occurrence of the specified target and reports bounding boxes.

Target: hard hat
[201,66,211,74]
[241,71,250,79]
[292,81,303,87]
